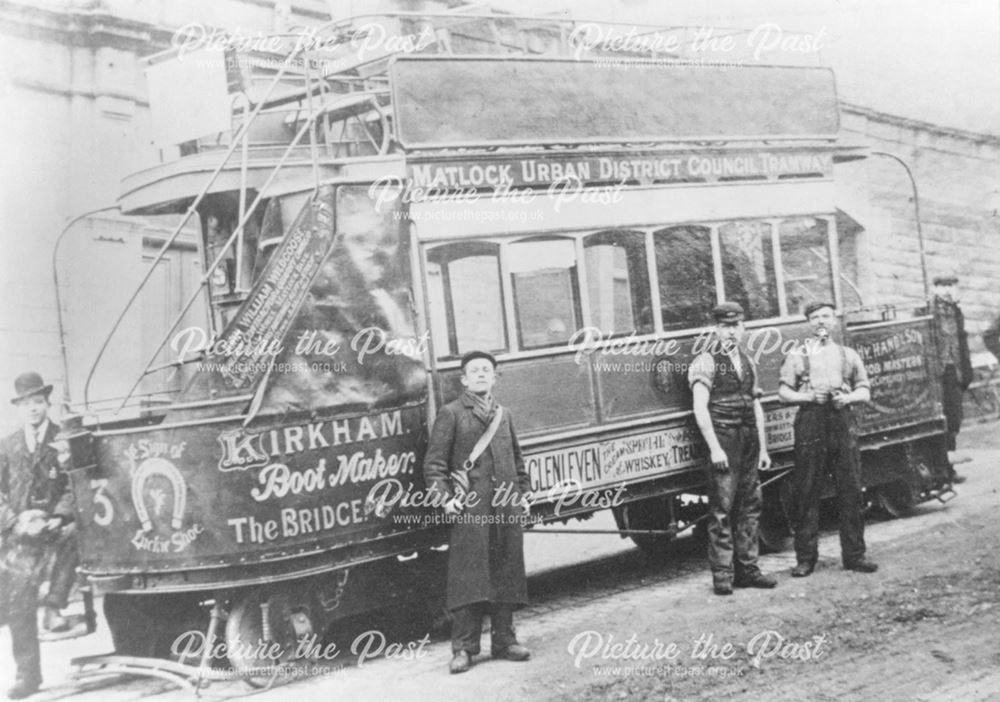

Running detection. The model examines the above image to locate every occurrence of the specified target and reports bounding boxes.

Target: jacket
[423,394,531,610]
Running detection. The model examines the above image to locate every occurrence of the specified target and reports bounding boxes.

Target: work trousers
[705,422,762,581]
[940,364,964,451]
[1,543,45,685]
[451,602,517,655]
[9,597,41,685]
[41,521,79,610]
[792,404,866,566]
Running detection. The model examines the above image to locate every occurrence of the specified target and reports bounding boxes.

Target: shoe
[791,563,815,578]
[844,559,878,573]
[951,474,967,484]
[449,651,471,674]
[43,606,70,633]
[713,580,733,596]
[734,572,777,589]
[7,678,41,699]
[492,643,531,661]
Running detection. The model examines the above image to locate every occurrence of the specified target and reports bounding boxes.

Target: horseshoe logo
[131,457,187,532]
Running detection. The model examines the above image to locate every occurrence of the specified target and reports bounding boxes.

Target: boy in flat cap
[423,351,532,674]
[688,302,776,595]
[778,302,876,576]
[0,373,76,699]
[930,275,972,479]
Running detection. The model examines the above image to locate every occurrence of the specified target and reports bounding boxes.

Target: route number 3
[89,479,113,526]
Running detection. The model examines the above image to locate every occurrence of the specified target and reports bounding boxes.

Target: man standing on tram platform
[778,302,877,577]
[423,351,532,674]
[930,274,973,482]
[688,302,777,596]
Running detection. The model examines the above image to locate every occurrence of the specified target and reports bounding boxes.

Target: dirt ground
[303,420,1000,702]
[562,509,1000,702]
[553,421,1000,702]
[554,420,1000,702]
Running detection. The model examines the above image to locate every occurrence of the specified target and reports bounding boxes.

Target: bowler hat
[803,301,835,318]
[932,274,958,286]
[460,350,497,371]
[712,301,745,323]
[11,372,53,404]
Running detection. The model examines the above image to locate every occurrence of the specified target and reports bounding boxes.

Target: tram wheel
[225,588,316,687]
[104,592,204,660]
[875,480,917,518]
[758,512,793,553]
[614,496,675,559]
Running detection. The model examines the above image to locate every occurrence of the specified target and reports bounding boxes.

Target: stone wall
[837,104,1000,350]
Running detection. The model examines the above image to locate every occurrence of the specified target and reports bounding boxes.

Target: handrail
[52,205,120,407]
[870,151,929,299]
[83,23,346,409]
[115,95,357,413]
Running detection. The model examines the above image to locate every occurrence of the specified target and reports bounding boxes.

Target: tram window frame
[777,217,835,317]
[718,220,781,321]
[422,212,839,364]
[582,230,654,336]
[425,241,508,359]
[653,225,717,331]
[507,235,582,350]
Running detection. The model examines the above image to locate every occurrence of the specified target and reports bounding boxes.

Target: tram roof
[121,11,864,215]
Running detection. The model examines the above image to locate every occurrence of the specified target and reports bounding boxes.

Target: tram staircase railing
[84,29,371,412]
[85,10,826,414]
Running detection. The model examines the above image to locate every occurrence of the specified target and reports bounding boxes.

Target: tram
[60,11,953,677]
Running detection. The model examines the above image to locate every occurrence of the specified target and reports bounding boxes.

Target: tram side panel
[443,314,950,525]
[70,406,438,589]
[68,183,450,601]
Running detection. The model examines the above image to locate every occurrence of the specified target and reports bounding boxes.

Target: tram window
[719,221,780,320]
[426,243,507,357]
[653,226,716,331]
[583,230,653,334]
[779,217,834,316]
[508,237,580,349]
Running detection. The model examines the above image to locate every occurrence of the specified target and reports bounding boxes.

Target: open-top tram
[59,11,954,679]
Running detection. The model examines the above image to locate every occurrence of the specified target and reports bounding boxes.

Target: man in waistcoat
[1,373,76,699]
[423,351,532,674]
[688,302,776,596]
[778,302,877,577]
[930,275,973,480]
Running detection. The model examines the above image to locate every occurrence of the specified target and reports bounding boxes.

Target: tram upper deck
[93,11,870,438]
[119,11,861,215]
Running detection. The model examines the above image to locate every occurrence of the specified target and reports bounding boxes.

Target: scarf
[465,389,497,425]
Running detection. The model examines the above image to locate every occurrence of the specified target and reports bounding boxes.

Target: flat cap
[460,350,497,370]
[803,301,836,318]
[932,274,958,285]
[712,301,745,323]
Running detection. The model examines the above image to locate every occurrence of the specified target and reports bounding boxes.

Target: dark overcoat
[0,423,72,624]
[422,394,531,610]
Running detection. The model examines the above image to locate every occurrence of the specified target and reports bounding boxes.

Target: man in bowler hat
[423,351,532,674]
[688,302,777,595]
[778,302,877,577]
[0,373,76,699]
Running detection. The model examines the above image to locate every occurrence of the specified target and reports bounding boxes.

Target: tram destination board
[390,57,839,149]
